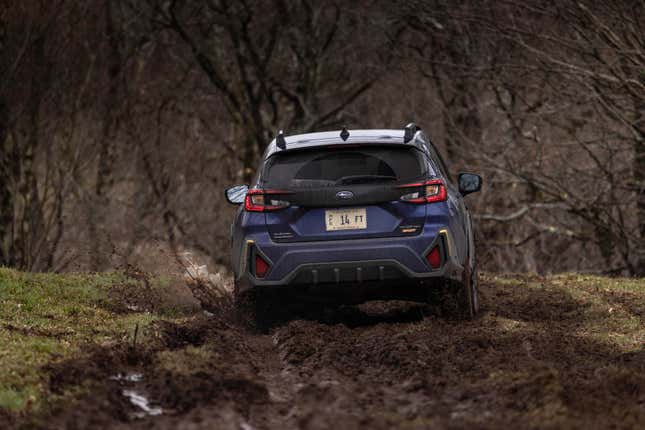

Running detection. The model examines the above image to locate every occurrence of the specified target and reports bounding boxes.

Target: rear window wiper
[335,175,398,185]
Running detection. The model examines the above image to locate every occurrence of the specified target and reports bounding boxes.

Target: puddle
[110,372,144,382]
[122,389,163,418]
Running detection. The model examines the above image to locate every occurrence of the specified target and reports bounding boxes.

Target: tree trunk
[0,100,13,266]
[18,34,48,270]
[242,135,258,184]
[634,96,645,276]
[89,0,121,270]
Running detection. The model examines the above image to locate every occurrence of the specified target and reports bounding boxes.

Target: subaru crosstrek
[225,123,482,328]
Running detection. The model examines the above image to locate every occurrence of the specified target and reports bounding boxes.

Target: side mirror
[225,184,249,204]
[458,173,482,196]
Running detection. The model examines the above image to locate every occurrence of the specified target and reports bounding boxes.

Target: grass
[0,268,179,414]
[482,272,645,351]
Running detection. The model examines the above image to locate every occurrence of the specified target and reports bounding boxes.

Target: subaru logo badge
[336,190,354,200]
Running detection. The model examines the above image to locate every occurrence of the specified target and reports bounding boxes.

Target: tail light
[398,179,447,204]
[244,189,293,212]
[426,245,442,269]
[254,254,270,278]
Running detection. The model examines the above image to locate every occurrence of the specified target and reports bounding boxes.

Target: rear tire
[471,265,480,315]
[234,282,272,333]
[436,261,478,320]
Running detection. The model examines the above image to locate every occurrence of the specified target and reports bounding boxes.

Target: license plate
[325,208,367,231]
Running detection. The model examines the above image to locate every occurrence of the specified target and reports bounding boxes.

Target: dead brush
[180,252,234,317]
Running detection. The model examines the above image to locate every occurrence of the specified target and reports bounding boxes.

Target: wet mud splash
[22,275,645,429]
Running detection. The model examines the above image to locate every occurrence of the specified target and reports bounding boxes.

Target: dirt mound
[103,266,201,315]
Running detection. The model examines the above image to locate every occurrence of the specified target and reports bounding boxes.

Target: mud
[21,276,645,429]
[2,323,74,339]
[104,268,201,315]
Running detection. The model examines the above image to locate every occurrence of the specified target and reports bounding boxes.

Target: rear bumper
[236,226,463,293]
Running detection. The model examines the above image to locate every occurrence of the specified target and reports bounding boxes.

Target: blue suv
[225,124,482,328]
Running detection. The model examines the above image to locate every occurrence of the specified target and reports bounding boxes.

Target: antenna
[403,122,417,143]
[340,126,350,141]
[276,130,286,150]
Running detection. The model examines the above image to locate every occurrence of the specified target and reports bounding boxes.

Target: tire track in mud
[26,277,645,430]
[260,306,447,430]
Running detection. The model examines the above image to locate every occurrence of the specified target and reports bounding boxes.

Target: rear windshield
[262,146,428,188]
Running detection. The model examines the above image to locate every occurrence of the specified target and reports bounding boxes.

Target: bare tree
[488,0,645,274]
[403,0,644,275]
[88,0,126,270]
[0,1,102,270]
[132,0,382,181]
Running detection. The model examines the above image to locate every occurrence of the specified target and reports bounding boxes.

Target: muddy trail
[24,275,645,429]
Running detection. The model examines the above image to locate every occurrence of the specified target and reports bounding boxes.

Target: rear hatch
[261,145,432,242]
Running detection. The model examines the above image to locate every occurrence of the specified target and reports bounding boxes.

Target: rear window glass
[262,146,428,188]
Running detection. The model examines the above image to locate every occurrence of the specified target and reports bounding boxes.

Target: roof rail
[403,122,418,143]
[276,130,286,150]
